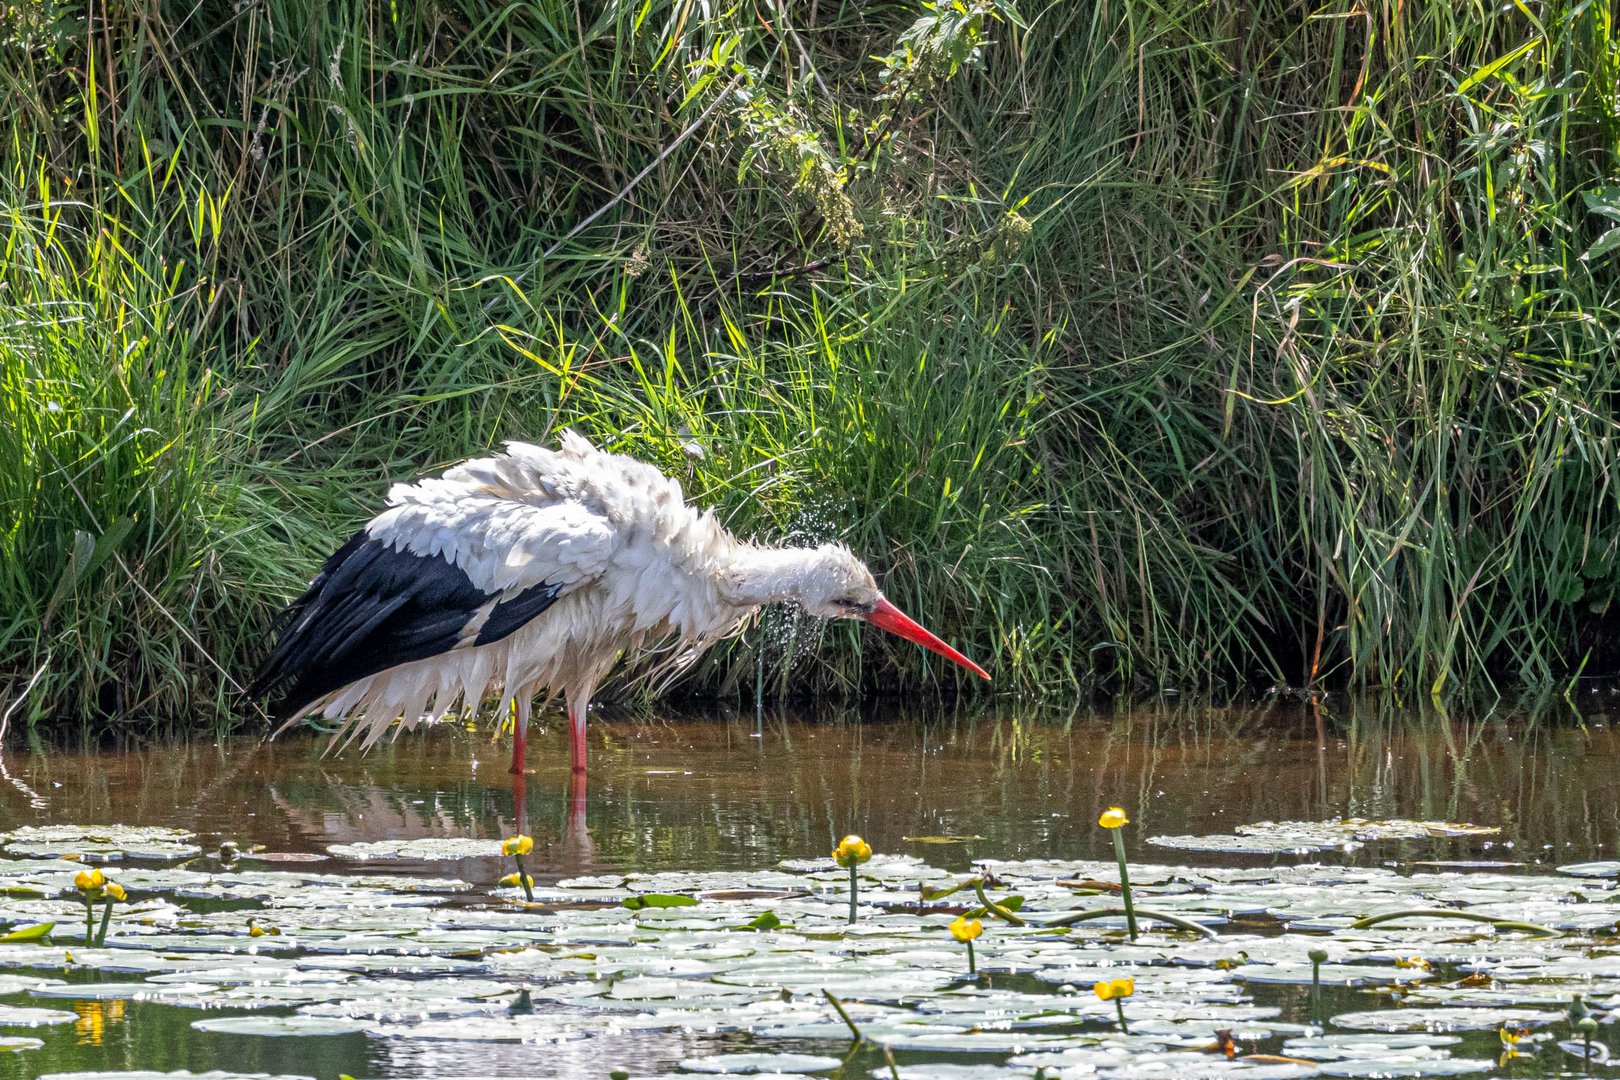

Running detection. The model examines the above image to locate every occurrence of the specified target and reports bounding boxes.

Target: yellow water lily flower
[1094,976,1135,1001]
[499,872,535,889]
[104,883,126,902]
[833,835,872,867]
[1499,1025,1530,1048]
[949,916,983,943]
[248,924,266,938]
[74,868,105,891]
[1098,807,1129,829]
[501,835,534,857]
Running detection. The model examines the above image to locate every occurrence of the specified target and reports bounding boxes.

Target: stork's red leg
[568,699,587,774]
[510,697,529,775]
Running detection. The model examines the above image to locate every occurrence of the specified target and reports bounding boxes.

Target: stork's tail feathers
[246,532,371,720]
[247,529,561,741]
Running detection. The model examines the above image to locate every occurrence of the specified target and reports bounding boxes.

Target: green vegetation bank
[3,0,1618,732]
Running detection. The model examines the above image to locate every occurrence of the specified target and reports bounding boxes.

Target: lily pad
[1315,1063,1498,1078]
[1557,862,1620,878]
[190,1015,371,1037]
[1148,819,1499,856]
[40,1074,315,1080]
[622,893,700,910]
[0,1004,77,1026]
[1233,963,1429,986]
[1147,832,1364,855]
[3,826,200,860]
[324,838,505,860]
[1331,1006,1562,1032]
[1282,1034,1464,1058]
[678,1053,842,1074]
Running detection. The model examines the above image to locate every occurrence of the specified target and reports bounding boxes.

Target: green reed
[2,1,1617,732]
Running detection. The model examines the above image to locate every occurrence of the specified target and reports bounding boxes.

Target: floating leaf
[1557,862,1620,878]
[1314,1061,1500,1077]
[40,1074,315,1080]
[1150,819,1498,856]
[1282,1033,1464,1060]
[697,889,804,901]
[1233,963,1429,986]
[0,1005,77,1026]
[1148,832,1363,855]
[3,825,200,860]
[1331,1006,1562,1032]
[324,838,504,861]
[678,1052,843,1073]
[190,1015,371,1037]
[621,893,700,910]
[0,922,53,943]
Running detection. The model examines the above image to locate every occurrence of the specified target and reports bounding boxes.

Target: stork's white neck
[716,545,826,607]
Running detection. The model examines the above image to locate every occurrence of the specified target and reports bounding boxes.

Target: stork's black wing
[247,532,560,723]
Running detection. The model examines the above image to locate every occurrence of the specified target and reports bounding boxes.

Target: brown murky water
[0,700,1617,1078]
[5,701,1618,879]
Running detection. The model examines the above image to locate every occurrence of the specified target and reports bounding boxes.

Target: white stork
[248,430,990,775]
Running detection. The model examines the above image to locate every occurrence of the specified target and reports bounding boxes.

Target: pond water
[0,700,1616,1079]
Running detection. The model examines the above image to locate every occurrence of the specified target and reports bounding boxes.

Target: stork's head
[792,544,991,681]
[793,544,881,619]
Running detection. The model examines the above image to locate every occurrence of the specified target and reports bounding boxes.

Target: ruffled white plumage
[295,431,760,750]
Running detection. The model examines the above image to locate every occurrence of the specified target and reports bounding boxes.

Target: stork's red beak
[864,597,991,680]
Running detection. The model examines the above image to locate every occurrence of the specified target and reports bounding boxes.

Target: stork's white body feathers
[299,432,752,749]
[250,430,986,773]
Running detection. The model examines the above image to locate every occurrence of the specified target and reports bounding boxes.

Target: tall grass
[1,0,1616,733]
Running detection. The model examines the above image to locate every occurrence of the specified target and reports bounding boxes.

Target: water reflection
[369,1026,722,1079]
[72,999,125,1047]
[1,698,1616,880]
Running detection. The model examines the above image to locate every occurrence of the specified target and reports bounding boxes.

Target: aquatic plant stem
[966,938,976,976]
[1111,829,1139,940]
[848,864,858,924]
[1114,996,1129,1033]
[823,988,863,1041]
[1308,948,1326,1021]
[95,900,113,946]
[1047,906,1217,938]
[971,877,1028,925]
[82,901,94,947]
[512,853,534,902]
[822,987,900,1078]
[1349,909,1559,936]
